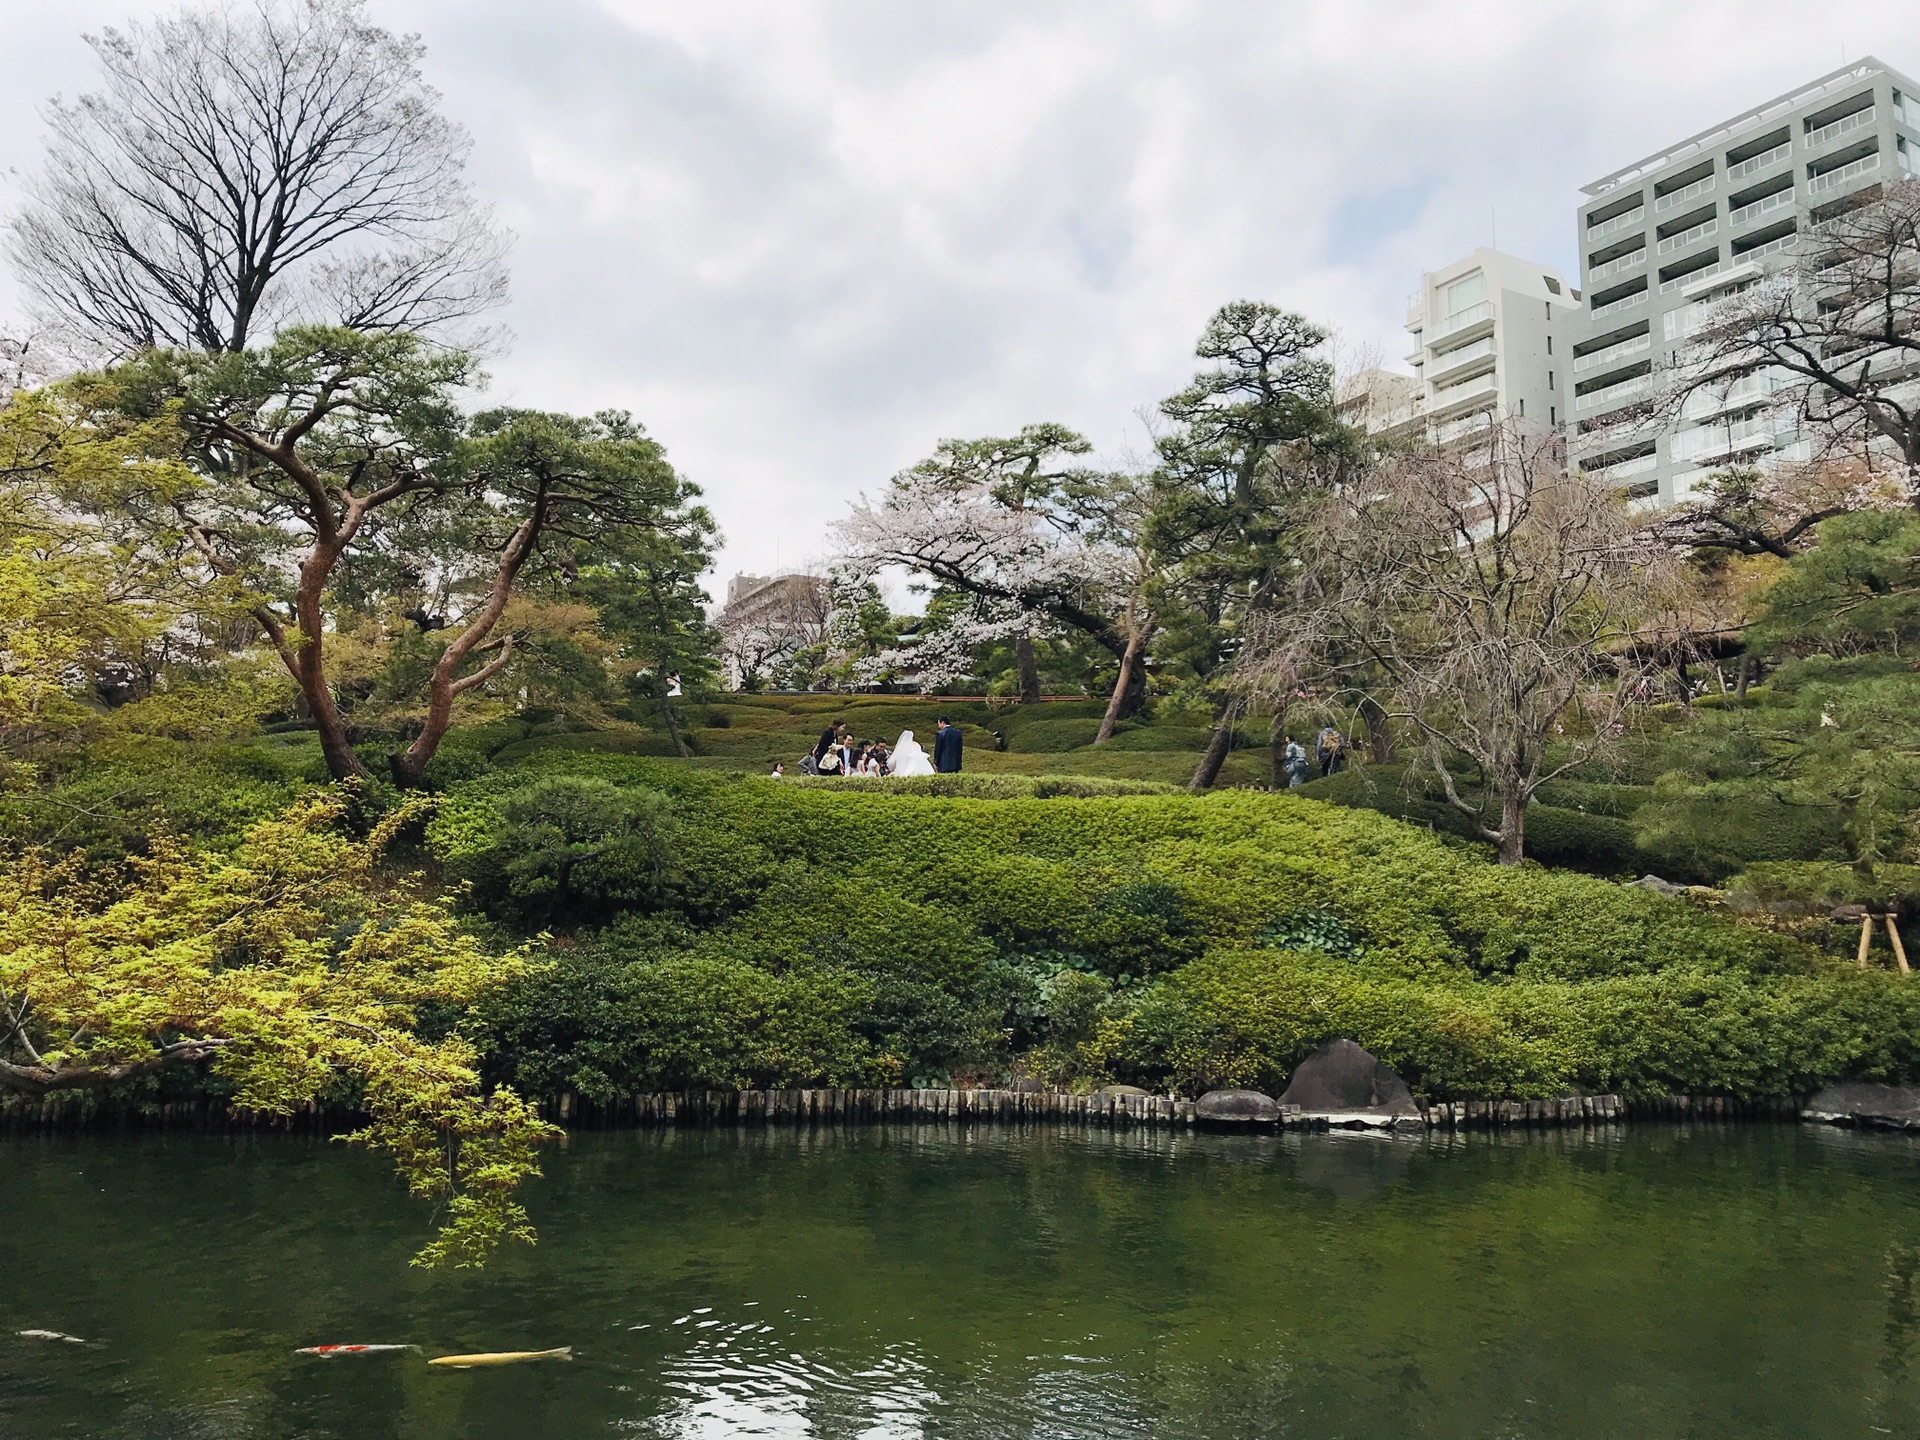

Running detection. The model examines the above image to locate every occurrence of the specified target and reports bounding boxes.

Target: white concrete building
[1349,248,1580,448]
[1405,248,1581,446]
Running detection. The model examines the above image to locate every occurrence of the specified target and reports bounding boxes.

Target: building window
[1547,335,1553,354]
[1550,405,1556,425]
[1543,277,1562,295]
[1518,398,1525,417]
[1446,271,1487,314]
[1548,370,1555,390]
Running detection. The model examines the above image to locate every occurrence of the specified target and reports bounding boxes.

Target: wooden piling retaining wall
[0,1087,1806,1135]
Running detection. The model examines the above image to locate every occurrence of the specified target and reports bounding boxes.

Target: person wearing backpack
[1315,726,1346,778]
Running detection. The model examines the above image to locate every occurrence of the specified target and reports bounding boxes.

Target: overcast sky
[0,1,1913,595]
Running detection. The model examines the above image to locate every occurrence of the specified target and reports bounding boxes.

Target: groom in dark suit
[933,716,963,773]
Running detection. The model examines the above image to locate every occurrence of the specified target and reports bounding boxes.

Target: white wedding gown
[890,730,935,777]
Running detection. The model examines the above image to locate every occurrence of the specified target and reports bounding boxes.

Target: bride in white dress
[889,730,935,777]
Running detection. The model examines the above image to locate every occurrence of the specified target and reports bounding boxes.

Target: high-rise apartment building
[1352,247,1579,447]
[1566,57,1920,503]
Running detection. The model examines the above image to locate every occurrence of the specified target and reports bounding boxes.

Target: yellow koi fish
[427,1346,573,1368]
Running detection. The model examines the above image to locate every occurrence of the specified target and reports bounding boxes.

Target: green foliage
[1257,909,1365,958]
[1112,949,1920,1101]
[1,796,554,1268]
[412,758,1913,1104]
[449,777,679,928]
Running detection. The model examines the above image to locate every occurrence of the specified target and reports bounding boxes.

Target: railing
[1429,335,1494,371]
[1681,368,1793,419]
[1670,410,1795,461]
[1730,189,1794,226]
[1591,288,1650,320]
[1588,205,1646,242]
[1587,248,1647,284]
[1588,453,1659,481]
[1808,151,1881,194]
[1656,175,1716,213]
[1573,333,1652,375]
[1434,409,1495,443]
[1733,231,1798,264]
[1807,105,1876,150]
[1578,374,1653,412]
[1728,141,1793,183]
[1664,299,1717,340]
[1432,370,1498,405]
[1430,300,1494,340]
[1662,261,1721,293]
[1657,217,1719,255]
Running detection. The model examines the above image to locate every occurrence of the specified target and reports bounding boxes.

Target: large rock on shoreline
[1195,1089,1280,1125]
[1804,1083,1920,1130]
[1279,1040,1422,1128]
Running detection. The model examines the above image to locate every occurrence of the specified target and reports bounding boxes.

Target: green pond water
[3,1123,1920,1438]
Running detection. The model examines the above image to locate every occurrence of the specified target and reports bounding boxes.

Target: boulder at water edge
[1195,1089,1280,1125]
[1278,1039,1421,1123]
[1804,1082,1920,1130]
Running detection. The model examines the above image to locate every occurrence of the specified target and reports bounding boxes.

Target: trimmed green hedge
[419,756,1920,1103]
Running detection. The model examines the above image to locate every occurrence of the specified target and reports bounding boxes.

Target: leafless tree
[1280,425,1678,864]
[1658,177,1920,549]
[8,0,508,356]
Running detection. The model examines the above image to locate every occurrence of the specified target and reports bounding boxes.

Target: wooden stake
[1887,915,1911,975]
[1859,915,1874,968]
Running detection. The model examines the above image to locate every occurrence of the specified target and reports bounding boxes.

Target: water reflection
[5,1125,1920,1439]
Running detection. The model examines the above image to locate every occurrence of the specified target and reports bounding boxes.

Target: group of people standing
[1281,726,1347,788]
[774,717,964,779]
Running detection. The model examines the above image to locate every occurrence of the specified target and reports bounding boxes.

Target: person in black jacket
[933,716,963,773]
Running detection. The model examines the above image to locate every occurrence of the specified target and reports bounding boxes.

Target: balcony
[1573,332,1652,376]
[1433,409,1495,444]
[1655,175,1716,213]
[1662,261,1720,293]
[1429,372,1500,418]
[1730,189,1794,226]
[1670,410,1796,463]
[1807,105,1876,151]
[1588,205,1646,242]
[1657,217,1718,255]
[1427,336,1495,383]
[1430,300,1495,343]
[1808,151,1881,194]
[1727,141,1793,183]
[1587,248,1647,285]
[1681,368,1794,421]
[1732,230,1798,264]
[1591,288,1650,321]
[1587,452,1659,483]
[1683,259,1758,298]
[1577,373,1653,413]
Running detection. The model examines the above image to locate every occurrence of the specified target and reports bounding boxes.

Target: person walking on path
[934,717,963,773]
[1315,725,1345,778]
[1283,736,1311,789]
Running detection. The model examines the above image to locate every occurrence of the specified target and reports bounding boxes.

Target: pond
[3,1123,1918,1438]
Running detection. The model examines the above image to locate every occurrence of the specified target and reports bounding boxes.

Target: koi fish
[427,1346,573,1368]
[17,1330,87,1345]
[295,1344,420,1358]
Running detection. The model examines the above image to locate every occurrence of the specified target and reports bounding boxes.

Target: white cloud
[0,0,1913,592]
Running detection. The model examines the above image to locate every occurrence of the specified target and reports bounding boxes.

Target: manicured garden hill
[425,752,1920,1106]
[483,693,1275,789]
